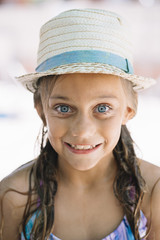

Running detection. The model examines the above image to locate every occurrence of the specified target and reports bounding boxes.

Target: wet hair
[0,75,148,239]
[113,126,145,238]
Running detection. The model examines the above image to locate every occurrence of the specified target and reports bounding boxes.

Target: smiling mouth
[65,143,101,150]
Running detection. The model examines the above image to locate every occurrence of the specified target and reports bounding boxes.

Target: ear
[34,98,47,126]
[122,106,136,125]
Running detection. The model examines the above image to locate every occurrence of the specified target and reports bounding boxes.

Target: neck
[57,153,117,190]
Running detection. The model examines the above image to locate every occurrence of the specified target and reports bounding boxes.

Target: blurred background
[0,0,160,180]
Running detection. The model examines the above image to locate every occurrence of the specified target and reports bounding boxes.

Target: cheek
[100,116,122,145]
[46,117,68,143]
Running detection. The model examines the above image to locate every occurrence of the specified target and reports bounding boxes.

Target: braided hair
[113,125,146,239]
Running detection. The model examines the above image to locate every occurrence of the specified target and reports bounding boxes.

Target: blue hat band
[36,50,133,74]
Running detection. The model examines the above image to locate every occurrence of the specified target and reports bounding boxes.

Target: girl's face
[43,73,134,171]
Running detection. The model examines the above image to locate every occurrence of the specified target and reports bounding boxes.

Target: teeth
[70,144,96,150]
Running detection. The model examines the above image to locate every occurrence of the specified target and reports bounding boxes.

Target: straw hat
[16,8,156,93]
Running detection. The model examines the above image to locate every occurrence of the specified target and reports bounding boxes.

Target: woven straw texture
[16,8,156,92]
[37,9,133,65]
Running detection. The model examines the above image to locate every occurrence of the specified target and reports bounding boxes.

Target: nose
[70,114,96,138]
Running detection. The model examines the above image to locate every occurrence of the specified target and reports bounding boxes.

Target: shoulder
[0,159,35,199]
[139,159,160,204]
[0,160,35,239]
[139,159,160,193]
[139,159,160,239]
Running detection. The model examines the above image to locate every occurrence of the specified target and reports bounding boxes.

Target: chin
[68,160,99,171]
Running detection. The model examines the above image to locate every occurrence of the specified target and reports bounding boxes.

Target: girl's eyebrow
[49,95,70,100]
[96,95,118,100]
[49,95,118,100]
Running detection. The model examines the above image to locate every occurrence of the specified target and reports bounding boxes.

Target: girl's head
[34,73,137,171]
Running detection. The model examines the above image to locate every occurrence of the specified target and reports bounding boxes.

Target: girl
[0,8,160,240]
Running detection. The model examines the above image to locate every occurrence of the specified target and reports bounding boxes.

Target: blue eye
[54,104,72,114]
[59,105,70,113]
[96,104,110,113]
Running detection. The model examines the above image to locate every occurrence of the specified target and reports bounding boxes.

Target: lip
[64,142,102,154]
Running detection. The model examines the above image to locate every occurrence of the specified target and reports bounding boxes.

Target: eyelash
[53,103,112,116]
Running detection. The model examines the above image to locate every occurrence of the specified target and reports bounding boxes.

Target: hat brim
[16,62,156,93]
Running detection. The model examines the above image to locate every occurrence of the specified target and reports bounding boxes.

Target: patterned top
[21,211,147,240]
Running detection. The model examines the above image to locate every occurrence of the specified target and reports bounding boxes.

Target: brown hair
[113,126,145,238]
